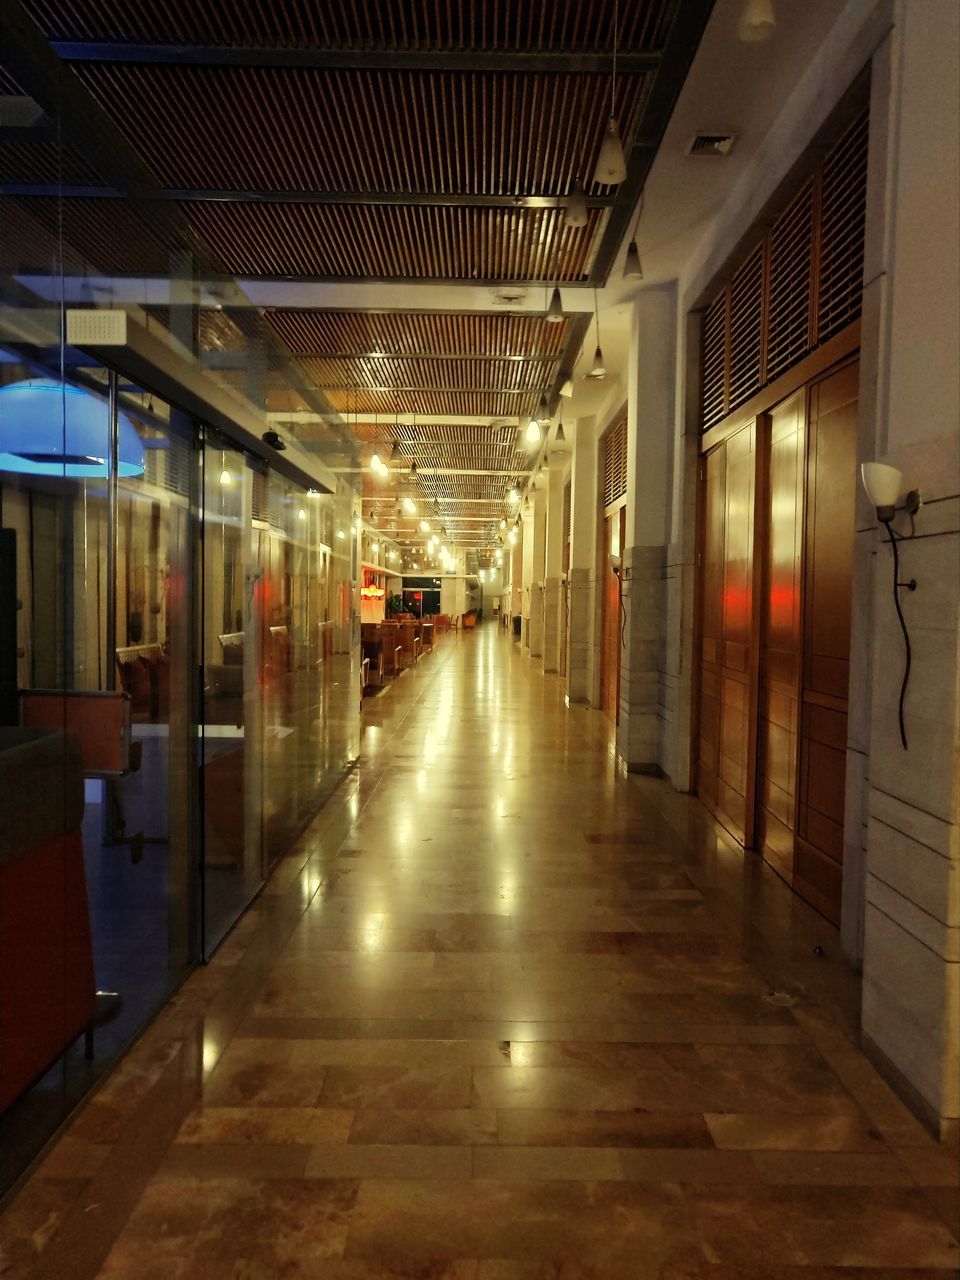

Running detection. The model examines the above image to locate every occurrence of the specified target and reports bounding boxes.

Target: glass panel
[201,440,263,952]
[0,364,200,1192]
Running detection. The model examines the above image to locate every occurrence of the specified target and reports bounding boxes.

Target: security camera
[261,430,286,451]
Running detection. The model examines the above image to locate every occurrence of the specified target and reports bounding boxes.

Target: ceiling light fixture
[419,519,430,533]
[546,287,564,324]
[219,468,232,486]
[565,179,589,229]
[586,288,607,380]
[525,418,542,445]
[403,496,417,515]
[559,375,574,398]
[565,71,589,228]
[623,189,644,280]
[593,0,627,186]
[507,487,519,504]
[739,0,776,42]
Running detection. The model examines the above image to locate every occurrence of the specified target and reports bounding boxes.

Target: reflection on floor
[2,625,958,1278]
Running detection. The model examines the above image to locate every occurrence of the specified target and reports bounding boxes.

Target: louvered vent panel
[164,435,192,497]
[251,471,268,523]
[701,291,728,431]
[766,179,814,383]
[728,244,764,410]
[602,417,628,508]
[818,109,868,343]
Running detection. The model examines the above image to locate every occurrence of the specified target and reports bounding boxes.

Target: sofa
[0,727,96,1112]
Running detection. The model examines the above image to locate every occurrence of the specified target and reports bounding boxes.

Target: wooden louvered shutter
[699,106,868,432]
[766,179,815,383]
[728,244,764,409]
[251,471,268,523]
[602,417,628,508]
[817,110,869,343]
[701,290,728,431]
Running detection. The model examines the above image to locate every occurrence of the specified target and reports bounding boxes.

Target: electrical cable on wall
[861,462,921,752]
[884,521,917,750]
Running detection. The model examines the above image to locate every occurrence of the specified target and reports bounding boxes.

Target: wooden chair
[378,622,404,677]
[397,621,421,668]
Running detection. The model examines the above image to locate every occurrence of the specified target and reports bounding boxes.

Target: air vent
[491,287,528,307]
[687,134,736,157]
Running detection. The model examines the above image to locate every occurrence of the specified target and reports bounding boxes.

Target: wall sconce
[861,462,921,750]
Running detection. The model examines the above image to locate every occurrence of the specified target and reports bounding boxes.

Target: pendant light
[623,190,644,279]
[525,417,542,445]
[593,0,627,186]
[624,241,643,279]
[565,179,588,229]
[565,68,590,228]
[586,289,607,380]
[559,374,574,398]
[536,393,550,424]
[546,286,564,324]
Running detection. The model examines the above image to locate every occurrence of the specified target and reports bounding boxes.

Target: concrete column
[510,533,522,637]
[567,417,599,704]
[616,286,677,773]
[520,509,534,647]
[542,457,566,672]
[528,487,547,658]
[858,1,960,1136]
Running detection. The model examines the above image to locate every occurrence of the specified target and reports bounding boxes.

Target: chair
[397,621,421,668]
[0,728,96,1113]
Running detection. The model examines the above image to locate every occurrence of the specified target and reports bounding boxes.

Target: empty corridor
[2,625,958,1278]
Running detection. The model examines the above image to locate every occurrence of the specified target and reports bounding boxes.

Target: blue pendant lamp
[0,379,145,478]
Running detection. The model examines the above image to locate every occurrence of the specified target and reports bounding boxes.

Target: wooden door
[794,361,858,923]
[756,393,805,883]
[599,506,624,722]
[696,421,759,843]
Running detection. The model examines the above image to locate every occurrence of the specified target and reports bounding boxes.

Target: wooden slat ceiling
[4,0,715,552]
[70,64,652,201]
[21,0,672,51]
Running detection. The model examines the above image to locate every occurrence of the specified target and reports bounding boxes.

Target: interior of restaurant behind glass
[0,261,359,1193]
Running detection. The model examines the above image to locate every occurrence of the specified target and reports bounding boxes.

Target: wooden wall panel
[696,446,725,814]
[795,360,858,923]
[696,422,757,844]
[599,507,624,723]
[756,392,804,883]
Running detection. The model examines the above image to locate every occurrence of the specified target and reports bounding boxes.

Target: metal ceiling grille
[266,310,568,359]
[299,356,555,395]
[0,139,100,185]
[326,387,542,418]
[601,415,628,509]
[179,200,601,283]
[9,195,171,273]
[24,0,674,51]
[699,106,868,431]
[70,63,652,200]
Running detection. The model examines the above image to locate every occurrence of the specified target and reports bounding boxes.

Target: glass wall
[0,41,360,1198]
[0,364,201,1192]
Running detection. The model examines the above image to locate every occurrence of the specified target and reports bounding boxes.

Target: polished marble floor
[2,625,958,1279]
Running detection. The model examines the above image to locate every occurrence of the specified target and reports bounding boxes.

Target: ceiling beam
[1,182,615,211]
[50,42,661,75]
